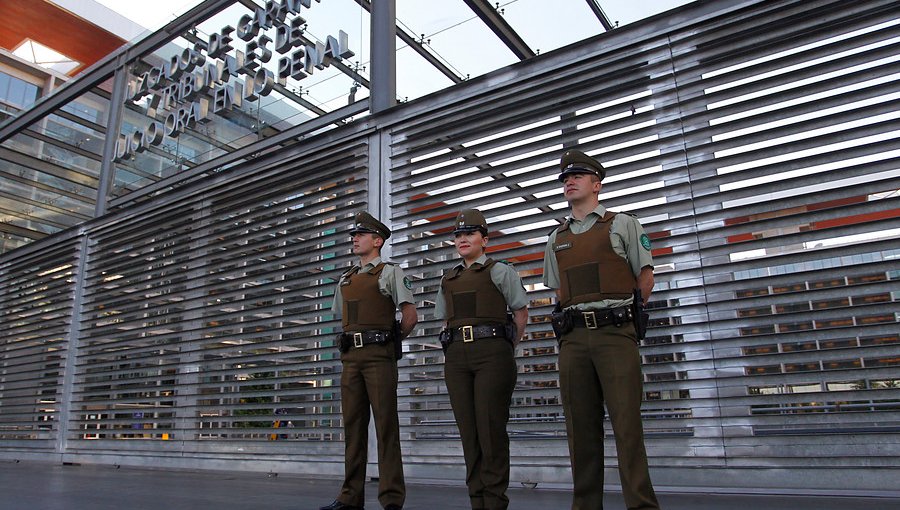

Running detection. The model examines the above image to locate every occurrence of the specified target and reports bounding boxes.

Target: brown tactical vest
[340,263,396,331]
[441,258,508,328]
[553,212,634,307]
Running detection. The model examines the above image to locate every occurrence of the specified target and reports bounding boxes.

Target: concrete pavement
[1,460,898,510]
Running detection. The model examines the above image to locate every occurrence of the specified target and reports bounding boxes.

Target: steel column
[95,64,129,217]
[370,0,397,113]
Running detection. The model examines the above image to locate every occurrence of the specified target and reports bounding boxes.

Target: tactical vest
[441,258,508,328]
[553,212,634,307]
[340,263,396,331]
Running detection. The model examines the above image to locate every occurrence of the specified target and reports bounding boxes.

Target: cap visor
[558,169,596,181]
[453,226,487,234]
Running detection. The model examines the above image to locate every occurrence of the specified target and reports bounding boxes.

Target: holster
[337,333,350,353]
[550,303,573,343]
[438,329,451,353]
[632,289,650,341]
[504,312,516,343]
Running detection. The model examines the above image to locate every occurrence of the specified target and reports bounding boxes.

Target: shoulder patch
[403,276,412,290]
[640,233,651,250]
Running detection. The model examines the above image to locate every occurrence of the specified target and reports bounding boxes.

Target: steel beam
[462,0,535,60]
[585,0,615,31]
[0,218,49,239]
[0,0,231,143]
[352,0,463,84]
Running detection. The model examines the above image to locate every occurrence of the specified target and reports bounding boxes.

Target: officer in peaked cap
[349,211,391,240]
[453,208,489,236]
[558,148,606,182]
[436,208,528,510]
[543,148,660,510]
[324,210,415,510]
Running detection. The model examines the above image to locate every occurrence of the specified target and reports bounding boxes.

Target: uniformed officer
[542,150,660,510]
[435,209,528,510]
[322,211,418,510]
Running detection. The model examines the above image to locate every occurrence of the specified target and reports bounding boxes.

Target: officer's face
[562,173,601,201]
[352,232,382,256]
[454,231,487,260]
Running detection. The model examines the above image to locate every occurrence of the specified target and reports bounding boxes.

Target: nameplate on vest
[554,242,573,252]
[340,279,352,286]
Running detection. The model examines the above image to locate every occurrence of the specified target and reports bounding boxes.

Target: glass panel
[0,70,41,109]
[0,80,107,252]
[109,1,369,200]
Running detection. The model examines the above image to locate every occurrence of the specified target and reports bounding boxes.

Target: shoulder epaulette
[442,264,464,280]
[478,258,498,271]
[548,218,568,236]
[340,265,360,279]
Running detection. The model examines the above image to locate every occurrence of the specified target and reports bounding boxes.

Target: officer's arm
[512,306,528,344]
[398,302,417,339]
[541,230,560,294]
[636,266,654,304]
[331,285,343,318]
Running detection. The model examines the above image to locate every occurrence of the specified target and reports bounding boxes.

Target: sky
[91,0,694,109]
[94,0,199,32]
[95,0,695,37]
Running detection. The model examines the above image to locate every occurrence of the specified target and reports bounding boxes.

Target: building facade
[1,0,898,493]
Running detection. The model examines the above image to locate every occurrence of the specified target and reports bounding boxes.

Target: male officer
[322,211,417,510]
[542,150,660,510]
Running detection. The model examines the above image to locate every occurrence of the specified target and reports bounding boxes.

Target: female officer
[434,208,529,510]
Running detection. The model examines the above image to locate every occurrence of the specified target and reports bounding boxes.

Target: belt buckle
[462,326,474,342]
[353,332,364,348]
[582,311,598,329]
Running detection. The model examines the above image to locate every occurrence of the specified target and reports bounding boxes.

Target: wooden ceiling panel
[0,0,128,75]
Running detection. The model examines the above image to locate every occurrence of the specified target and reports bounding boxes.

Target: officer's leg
[594,324,659,510]
[339,350,370,507]
[444,341,484,509]
[559,327,606,510]
[471,339,517,510]
[365,342,405,508]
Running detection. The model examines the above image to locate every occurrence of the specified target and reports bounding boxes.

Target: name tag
[340,279,352,286]
[554,242,572,252]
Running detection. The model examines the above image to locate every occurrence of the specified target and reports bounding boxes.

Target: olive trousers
[558,323,660,510]
[338,340,405,508]
[444,337,518,510]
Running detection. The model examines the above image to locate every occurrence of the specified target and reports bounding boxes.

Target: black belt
[449,323,506,343]
[570,306,633,329]
[341,330,392,348]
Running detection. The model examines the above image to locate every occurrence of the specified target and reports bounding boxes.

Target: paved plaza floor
[2,460,898,510]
